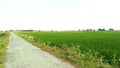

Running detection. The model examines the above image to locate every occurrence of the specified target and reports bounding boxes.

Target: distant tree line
[98,28,106,31]
[5,28,115,32]
[98,28,114,31]
[79,28,114,31]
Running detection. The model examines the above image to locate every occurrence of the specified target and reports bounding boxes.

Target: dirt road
[5,33,74,68]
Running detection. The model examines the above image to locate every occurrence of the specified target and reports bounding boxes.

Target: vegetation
[0,32,9,68]
[16,31,120,68]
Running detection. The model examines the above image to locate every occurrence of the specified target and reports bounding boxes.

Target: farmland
[0,32,9,68]
[17,31,120,68]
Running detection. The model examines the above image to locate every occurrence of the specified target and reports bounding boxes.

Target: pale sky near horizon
[0,0,120,31]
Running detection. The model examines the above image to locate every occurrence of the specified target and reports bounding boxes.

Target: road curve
[5,33,74,68]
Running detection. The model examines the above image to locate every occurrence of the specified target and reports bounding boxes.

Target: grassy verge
[0,32,9,68]
[16,32,120,68]
[34,42,111,68]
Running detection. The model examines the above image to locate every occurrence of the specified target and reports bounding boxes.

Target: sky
[0,0,120,31]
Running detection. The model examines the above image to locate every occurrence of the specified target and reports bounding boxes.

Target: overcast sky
[0,0,120,31]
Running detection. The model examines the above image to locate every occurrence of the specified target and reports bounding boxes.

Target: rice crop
[17,31,120,68]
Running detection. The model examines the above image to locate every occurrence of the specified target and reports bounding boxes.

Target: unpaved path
[5,33,74,68]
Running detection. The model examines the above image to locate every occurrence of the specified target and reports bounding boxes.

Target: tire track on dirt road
[5,33,74,68]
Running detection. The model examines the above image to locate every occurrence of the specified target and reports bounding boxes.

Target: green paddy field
[17,31,120,68]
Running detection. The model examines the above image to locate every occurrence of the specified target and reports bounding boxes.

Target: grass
[16,31,120,68]
[0,32,9,68]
